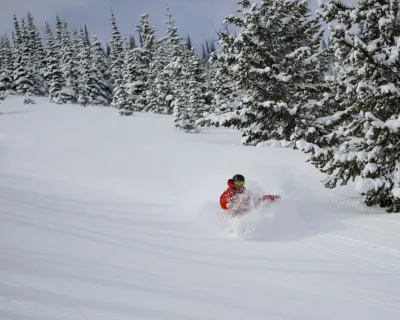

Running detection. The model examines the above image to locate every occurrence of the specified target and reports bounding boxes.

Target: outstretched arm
[260,194,281,202]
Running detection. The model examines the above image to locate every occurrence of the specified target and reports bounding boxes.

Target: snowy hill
[1,96,400,320]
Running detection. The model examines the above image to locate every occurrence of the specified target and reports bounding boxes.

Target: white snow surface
[1,96,400,320]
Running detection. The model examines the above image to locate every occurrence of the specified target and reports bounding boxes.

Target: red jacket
[220,179,245,210]
[220,179,278,210]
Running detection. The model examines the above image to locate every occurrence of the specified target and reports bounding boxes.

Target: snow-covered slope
[1,96,400,320]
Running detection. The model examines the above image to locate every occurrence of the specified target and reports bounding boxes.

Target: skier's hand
[226,202,234,209]
[261,194,281,201]
[274,195,281,199]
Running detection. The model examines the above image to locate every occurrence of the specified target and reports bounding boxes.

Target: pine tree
[216,0,327,146]
[10,32,17,92]
[283,0,336,146]
[106,42,111,57]
[145,37,168,113]
[0,67,6,102]
[138,30,143,47]
[210,41,216,54]
[84,24,91,47]
[206,41,211,57]
[44,22,63,103]
[90,35,112,105]
[196,50,242,128]
[129,35,137,49]
[77,26,92,106]
[0,46,8,101]
[10,14,22,92]
[59,19,79,103]
[141,6,182,115]
[109,9,124,86]
[188,46,209,123]
[202,44,207,64]
[13,17,35,96]
[0,77,6,102]
[26,12,47,96]
[305,0,400,212]
[173,45,206,133]
[13,14,22,44]
[55,15,63,43]
[215,0,269,136]
[173,47,197,132]
[111,37,133,115]
[71,26,81,68]
[0,34,13,92]
[127,13,157,112]
[164,5,184,113]
[201,39,217,66]
[186,35,192,50]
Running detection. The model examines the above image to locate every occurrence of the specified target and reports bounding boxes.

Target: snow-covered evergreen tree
[77,26,92,107]
[188,46,209,122]
[90,35,112,105]
[44,22,63,103]
[0,55,7,101]
[109,9,124,86]
[202,44,207,65]
[71,26,82,78]
[12,17,35,96]
[10,14,22,91]
[0,34,13,92]
[129,35,137,49]
[186,35,192,50]
[55,14,63,44]
[12,14,22,44]
[162,7,207,131]
[216,0,328,146]
[111,37,133,115]
[84,24,91,47]
[59,20,79,103]
[172,56,198,132]
[127,13,157,112]
[71,26,80,51]
[173,45,206,133]
[143,9,186,115]
[163,5,183,114]
[0,78,6,102]
[201,39,216,67]
[26,12,47,96]
[145,37,169,113]
[196,50,242,128]
[210,41,216,55]
[106,42,111,57]
[304,0,400,212]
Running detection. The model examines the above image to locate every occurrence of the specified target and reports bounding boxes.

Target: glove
[261,194,281,201]
[226,202,234,209]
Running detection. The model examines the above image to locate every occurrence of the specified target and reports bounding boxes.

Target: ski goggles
[234,180,245,186]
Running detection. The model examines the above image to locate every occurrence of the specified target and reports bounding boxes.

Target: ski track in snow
[1,96,400,320]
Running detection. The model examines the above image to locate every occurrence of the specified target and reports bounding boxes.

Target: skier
[220,174,280,215]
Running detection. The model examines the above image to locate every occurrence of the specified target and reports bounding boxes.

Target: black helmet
[232,174,245,186]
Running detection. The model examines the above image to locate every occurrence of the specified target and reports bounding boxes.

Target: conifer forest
[1,0,400,212]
